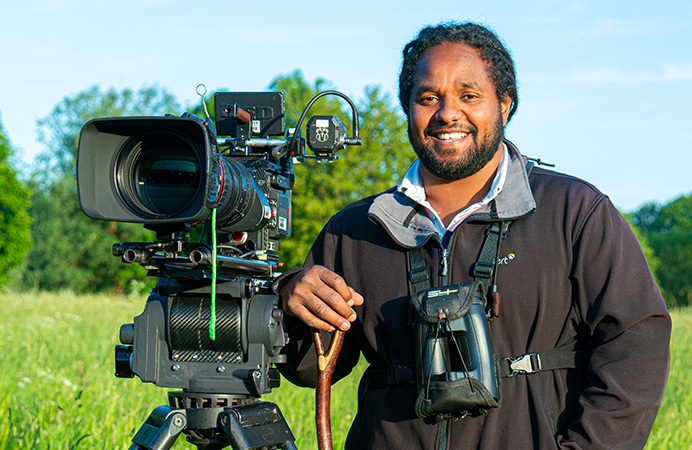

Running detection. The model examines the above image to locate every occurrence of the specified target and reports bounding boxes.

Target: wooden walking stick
[313,328,345,450]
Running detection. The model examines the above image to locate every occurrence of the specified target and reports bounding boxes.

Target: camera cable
[209,207,218,340]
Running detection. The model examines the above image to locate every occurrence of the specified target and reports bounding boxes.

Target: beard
[408,113,505,181]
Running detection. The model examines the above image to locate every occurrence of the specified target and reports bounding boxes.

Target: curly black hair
[399,22,518,122]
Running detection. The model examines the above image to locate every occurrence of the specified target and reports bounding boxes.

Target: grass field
[0,290,689,449]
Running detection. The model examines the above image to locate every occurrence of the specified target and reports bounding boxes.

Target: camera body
[77,90,360,398]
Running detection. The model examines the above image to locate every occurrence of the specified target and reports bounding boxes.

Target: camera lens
[116,129,203,218]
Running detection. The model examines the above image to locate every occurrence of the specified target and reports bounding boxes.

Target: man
[277,22,670,449]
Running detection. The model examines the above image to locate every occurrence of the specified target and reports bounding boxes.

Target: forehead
[412,42,492,91]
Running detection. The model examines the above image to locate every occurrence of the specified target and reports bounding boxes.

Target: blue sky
[1,0,690,212]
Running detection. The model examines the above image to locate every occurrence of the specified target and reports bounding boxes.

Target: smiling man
[277,22,670,450]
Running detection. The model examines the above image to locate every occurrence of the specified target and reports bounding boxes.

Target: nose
[434,95,464,124]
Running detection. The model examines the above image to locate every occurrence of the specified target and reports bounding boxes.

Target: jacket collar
[368,140,536,249]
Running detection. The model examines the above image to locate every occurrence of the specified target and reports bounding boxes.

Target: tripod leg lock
[220,402,296,450]
[130,405,187,450]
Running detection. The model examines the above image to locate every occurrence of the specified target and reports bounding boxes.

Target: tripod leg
[129,405,187,450]
[220,402,296,450]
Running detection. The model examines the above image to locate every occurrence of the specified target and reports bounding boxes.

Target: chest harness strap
[405,224,587,381]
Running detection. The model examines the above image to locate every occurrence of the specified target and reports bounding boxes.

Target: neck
[421,148,503,227]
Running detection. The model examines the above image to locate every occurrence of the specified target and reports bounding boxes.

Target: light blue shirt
[397,145,509,241]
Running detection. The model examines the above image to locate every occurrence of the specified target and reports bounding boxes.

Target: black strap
[364,343,588,387]
[500,341,589,378]
[406,246,430,295]
[437,419,450,450]
[472,221,510,292]
[364,364,415,388]
[406,221,510,297]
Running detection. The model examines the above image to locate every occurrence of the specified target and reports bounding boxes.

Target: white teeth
[437,132,468,140]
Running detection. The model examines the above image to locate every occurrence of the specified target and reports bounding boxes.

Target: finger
[313,286,357,325]
[316,267,354,302]
[308,291,355,332]
[281,266,359,330]
[292,301,343,332]
[347,287,364,308]
[302,266,356,322]
[281,285,338,329]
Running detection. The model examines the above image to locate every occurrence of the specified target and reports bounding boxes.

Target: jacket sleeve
[557,196,671,449]
[275,215,362,389]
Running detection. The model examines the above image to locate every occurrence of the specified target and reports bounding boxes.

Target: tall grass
[644,306,692,449]
[0,291,688,449]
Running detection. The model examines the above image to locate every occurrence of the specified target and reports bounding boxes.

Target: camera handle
[128,395,298,450]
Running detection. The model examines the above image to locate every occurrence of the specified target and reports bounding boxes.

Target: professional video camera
[77,89,361,450]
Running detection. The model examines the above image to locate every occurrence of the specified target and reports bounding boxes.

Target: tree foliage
[268,71,413,269]
[0,116,31,286]
[34,83,180,183]
[15,85,180,293]
[631,194,692,308]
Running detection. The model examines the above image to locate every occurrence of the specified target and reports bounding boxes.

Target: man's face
[407,42,512,180]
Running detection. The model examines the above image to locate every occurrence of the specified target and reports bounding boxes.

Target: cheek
[471,108,502,132]
[408,107,429,135]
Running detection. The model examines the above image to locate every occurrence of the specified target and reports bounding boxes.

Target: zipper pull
[441,248,449,279]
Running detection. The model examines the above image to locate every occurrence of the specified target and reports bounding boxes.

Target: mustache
[424,122,478,136]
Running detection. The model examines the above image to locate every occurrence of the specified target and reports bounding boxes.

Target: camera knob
[120,323,135,345]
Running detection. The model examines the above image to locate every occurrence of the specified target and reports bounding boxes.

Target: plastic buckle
[473,261,494,278]
[505,353,542,377]
[409,266,428,284]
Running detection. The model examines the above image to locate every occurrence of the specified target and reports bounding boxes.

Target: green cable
[209,207,217,340]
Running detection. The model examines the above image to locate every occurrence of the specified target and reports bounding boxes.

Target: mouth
[426,128,472,142]
[434,131,469,141]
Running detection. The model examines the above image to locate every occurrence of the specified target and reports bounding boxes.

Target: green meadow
[1,291,689,449]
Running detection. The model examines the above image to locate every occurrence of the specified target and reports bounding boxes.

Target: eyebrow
[412,81,483,96]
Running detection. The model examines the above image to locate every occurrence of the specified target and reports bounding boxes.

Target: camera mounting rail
[114,241,280,278]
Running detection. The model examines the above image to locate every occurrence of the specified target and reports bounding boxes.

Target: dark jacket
[278,142,671,449]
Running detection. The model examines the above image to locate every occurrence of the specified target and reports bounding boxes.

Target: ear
[500,94,512,126]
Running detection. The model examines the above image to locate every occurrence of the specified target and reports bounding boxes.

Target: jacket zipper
[440,247,449,285]
[437,231,459,450]
[439,225,460,286]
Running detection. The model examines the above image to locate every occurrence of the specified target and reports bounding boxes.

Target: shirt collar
[397,144,510,237]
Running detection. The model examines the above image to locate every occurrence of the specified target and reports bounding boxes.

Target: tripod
[128,391,298,450]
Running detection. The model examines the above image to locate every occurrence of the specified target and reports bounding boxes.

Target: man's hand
[280,265,364,332]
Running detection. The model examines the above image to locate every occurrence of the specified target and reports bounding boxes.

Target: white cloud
[523,64,692,84]
[662,66,692,82]
[535,16,653,42]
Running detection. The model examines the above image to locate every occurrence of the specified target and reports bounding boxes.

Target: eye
[416,94,438,106]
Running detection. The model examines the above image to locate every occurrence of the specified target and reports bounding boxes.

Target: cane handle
[313,329,345,450]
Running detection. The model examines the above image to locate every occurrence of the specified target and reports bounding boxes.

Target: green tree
[268,71,414,269]
[15,85,180,293]
[624,214,665,300]
[0,115,31,286]
[632,195,692,308]
[34,84,181,177]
